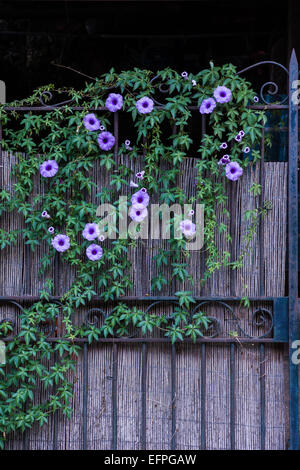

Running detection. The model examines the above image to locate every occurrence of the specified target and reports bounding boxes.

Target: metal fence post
[288,48,299,450]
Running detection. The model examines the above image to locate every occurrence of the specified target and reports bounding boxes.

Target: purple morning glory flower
[98,235,105,242]
[238,130,245,137]
[42,210,50,218]
[129,204,148,222]
[192,80,197,86]
[225,162,243,181]
[141,188,147,193]
[181,71,188,79]
[86,244,103,261]
[180,219,196,238]
[243,147,250,154]
[254,96,259,103]
[105,93,123,112]
[82,223,100,241]
[188,209,194,216]
[218,155,231,165]
[130,180,138,188]
[235,134,242,142]
[99,125,105,131]
[131,189,149,207]
[136,171,145,180]
[97,131,115,151]
[220,142,228,150]
[125,139,132,150]
[83,113,101,131]
[52,234,70,252]
[40,160,59,178]
[48,227,55,234]
[136,97,154,114]
[214,86,232,103]
[199,98,216,114]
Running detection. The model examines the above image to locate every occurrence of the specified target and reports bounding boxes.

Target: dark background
[0,0,296,101]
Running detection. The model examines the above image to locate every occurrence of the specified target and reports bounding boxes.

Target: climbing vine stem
[0,63,269,448]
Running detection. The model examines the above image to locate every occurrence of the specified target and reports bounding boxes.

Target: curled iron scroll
[237,60,289,105]
[84,308,106,326]
[39,91,75,108]
[191,300,273,339]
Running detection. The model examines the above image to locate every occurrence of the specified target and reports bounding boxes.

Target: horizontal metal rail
[0,295,284,303]
[2,105,290,112]
[0,336,288,344]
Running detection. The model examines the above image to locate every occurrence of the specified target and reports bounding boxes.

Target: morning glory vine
[0,62,268,448]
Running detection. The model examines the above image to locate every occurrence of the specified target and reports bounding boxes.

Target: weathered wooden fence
[0,52,299,450]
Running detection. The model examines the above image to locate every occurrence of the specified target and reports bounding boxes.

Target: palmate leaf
[0,62,265,448]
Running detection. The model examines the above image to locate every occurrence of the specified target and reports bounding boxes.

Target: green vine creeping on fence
[0,63,268,448]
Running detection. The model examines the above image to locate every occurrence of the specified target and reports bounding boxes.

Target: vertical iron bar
[141,343,147,450]
[52,252,60,450]
[260,344,266,450]
[82,343,88,450]
[114,112,119,161]
[288,48,299,450]
[200,343,206,449]
[230,343,235,450]
[201,114,206,140]
[52,351,57,450]
[23,421,29,450]
[259,127,265,297]
[171,344,176,450]
[111,343,118,450]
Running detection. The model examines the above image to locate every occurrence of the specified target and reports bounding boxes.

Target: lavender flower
[83,113,101,131]
[253,96,259,103]
[136,97,154,114]
[131,189,150,207]
[98,235,105,242]
[82,223,100,241]
[86,244,103,261]
[180,219,196,238]
[99,125,105,131]
[42,210,50,219]
[130,180,139,188]
[220,142,228,150]
[48,227,55,234]
[105,93,123,112]
[141,187,147,193]
[136,171,145,180]
[235,134,242,142]
[181,71,188,79]
[97,131,115,151]
[125,139,132,151]
[218,155,231,165]
[52,234,70,252]
[40,160,59,178]
[188,209,194,216]
[225,162,243,181]
[199,98,216,114]
[243,146,250,154]
[238,130,245,137]
[129,204,148,222]
[214,86,232,103]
